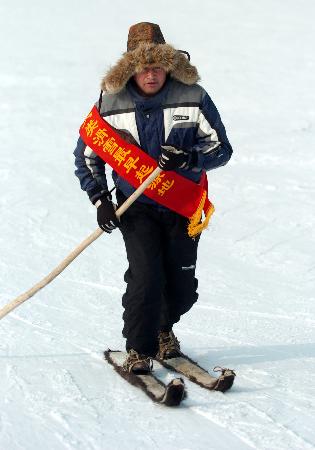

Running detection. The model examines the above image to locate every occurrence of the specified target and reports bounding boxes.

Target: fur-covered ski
[104,350,185,406]
[156,353,235,392]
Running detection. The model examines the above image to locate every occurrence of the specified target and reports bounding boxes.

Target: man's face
[133,66,167,96]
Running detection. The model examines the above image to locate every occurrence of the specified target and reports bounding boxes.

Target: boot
[157,330,181,360]
[123,349,153,375]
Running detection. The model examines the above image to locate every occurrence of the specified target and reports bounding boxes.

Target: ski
[156,353,235,392]
[104,350,185,406]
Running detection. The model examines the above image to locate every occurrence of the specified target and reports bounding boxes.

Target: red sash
[79,106,214,236]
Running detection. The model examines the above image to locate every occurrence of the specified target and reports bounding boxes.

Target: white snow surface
[1,0,315,449]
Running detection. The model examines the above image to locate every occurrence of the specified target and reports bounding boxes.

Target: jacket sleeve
[73,136,109,204]
[189,92,233,172]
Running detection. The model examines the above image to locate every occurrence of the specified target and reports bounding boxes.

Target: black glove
[158,146,189,171]
[96,194,120,233]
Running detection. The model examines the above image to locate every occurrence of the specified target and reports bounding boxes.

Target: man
[74,22,233,374]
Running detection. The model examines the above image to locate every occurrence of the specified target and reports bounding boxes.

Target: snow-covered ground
[1,0,315,448]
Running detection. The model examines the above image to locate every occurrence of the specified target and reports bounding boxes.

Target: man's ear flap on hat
[101,52,136,94]
[171,51,200,85]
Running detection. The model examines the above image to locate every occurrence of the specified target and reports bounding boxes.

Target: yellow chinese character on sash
[113,147,131,166]
[103,137,118,155]
[82,112,93,128]
[93,128,108,147]
[124,156,139,174]
[158,180,175,197]
[85,119,98,137]
[148,173,165,190]
[135,165,154,183]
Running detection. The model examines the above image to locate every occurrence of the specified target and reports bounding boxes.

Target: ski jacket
[73,78,233,205]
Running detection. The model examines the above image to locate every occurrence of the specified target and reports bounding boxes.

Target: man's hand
[95,194,120,233]
[158,146,189,171]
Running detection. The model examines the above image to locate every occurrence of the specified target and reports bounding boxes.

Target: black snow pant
[117,190,200,357]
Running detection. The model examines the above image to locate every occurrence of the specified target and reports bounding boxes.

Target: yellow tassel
[187,192,215,238]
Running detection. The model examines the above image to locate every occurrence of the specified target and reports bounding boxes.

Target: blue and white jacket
[73,78,233,206]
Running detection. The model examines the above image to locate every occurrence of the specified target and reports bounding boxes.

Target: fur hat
[101,22,200,94]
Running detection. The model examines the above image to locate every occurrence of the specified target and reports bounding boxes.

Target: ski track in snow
[1,0,315,449]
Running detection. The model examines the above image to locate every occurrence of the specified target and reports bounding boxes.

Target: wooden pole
[0,167,162,320]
